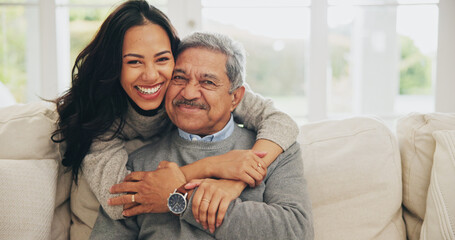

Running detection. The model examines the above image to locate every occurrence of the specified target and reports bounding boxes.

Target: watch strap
[176,184,188,197]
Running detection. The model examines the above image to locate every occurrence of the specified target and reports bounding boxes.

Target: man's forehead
[173,67,223,80]
[174,48,228,80]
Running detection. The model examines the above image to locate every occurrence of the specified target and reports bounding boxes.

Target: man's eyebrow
[173,69,187,75]
[201,73,220,81]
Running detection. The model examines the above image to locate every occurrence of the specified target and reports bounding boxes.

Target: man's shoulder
[232,124,257,144]
[128,129,176,161]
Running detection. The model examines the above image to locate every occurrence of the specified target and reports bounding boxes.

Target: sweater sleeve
[233,83,299,151]
[81,133,129,220]
[89,207,138,240]
[181,143,314,240]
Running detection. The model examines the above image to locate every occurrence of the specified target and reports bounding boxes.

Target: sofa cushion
[0,159,57,240]
[299,117,405,240]
[420,130,455,239]
[0,102,71,240]
[397,113,455,240]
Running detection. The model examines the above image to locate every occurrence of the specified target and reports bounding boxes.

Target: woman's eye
[157,57,170,62]
[127,60,141,64]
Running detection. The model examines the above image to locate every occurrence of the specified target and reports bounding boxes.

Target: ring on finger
[131,194,136,203]
[201,198,210,203]
[257,163,262,169]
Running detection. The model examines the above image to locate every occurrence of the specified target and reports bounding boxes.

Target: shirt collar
[178,114,235,142]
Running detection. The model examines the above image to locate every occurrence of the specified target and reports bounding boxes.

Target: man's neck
[177,115,235,142]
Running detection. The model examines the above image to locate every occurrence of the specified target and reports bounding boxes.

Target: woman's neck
[127,97,162,117]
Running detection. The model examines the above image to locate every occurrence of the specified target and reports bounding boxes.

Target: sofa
[0,101,454,240]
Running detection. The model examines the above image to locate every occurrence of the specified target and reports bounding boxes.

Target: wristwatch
[167,185,188,215]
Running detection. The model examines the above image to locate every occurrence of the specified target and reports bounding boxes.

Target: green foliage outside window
[399,35,432,95]
[0,7,26,102]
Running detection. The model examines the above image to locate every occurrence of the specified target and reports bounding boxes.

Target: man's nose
[142,64,159,82]
[180,80,201,100]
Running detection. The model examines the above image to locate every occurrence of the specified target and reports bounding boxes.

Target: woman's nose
[142,64,159,81]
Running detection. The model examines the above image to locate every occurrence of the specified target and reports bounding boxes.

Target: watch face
[168,193,187,214]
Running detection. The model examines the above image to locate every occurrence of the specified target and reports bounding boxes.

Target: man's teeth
[136,85,160,94]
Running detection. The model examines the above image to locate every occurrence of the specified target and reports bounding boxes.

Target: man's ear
[230,86,245,112]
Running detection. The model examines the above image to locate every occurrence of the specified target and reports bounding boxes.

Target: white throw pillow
[397,113,455,240]
[420,130,455,240]
[0,159,57,240]
[299,117,405,240]
[0,101,71,240]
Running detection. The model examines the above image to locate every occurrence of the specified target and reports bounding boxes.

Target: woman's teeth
[135,85,160,94]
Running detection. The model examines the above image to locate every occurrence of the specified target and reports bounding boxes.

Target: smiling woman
[120,23,174,111]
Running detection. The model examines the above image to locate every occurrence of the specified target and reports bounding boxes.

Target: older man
[90,32,313,239]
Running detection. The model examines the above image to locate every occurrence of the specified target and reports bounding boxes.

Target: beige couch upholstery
[1,101,454,240]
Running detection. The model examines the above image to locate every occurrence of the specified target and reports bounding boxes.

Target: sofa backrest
[397,112,455,240]
[299,117,406,240]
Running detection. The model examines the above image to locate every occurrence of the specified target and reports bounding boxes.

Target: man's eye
[201,80,215,85]
[172,76,187,84]
[200,80,218,90]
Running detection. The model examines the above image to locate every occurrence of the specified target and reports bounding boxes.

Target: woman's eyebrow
[123,53,144,58]
[123,50,171,58]
[155,50,171,57]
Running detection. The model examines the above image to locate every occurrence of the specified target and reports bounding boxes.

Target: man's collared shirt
[177,114,235,142]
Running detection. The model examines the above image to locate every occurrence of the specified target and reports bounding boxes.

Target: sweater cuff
[256,119,299,151]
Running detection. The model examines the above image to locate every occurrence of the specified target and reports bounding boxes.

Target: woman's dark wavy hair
[51,0,180,182]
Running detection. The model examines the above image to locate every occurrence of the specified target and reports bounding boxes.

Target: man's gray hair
[177,32,246,92]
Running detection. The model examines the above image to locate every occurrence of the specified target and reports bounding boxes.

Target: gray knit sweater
[90,125,313,240]
[80,86,300,220]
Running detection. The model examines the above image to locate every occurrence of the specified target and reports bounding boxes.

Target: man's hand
[206,150,267,187]
[185,179,246,234]
[108,161,186,217]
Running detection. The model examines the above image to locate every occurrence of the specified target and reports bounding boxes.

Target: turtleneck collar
[127,97,163,117]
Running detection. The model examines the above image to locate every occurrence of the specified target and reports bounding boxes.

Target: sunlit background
[1,0,454,126]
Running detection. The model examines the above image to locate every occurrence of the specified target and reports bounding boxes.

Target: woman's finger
[191,185,204,223]
[239,173,256,188]
[185,179,203,190]
[199,192,212,230]
[207,192,222,233]
[253,151,267,158]
[246,167,265,187]
[216,198,231,228]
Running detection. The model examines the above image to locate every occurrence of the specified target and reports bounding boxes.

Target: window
[1,0,454,121]
[327,2,438,119]
[0,2,39,104]
[201,0,310,121]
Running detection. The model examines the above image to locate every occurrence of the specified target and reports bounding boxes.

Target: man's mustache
[172,98,208,110]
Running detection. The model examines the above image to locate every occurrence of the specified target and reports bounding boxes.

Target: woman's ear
[230,86,245,112]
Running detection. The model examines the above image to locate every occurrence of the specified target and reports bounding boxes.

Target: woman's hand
[185,178,246,234]
[108,161,186,217]
[206,150,267,187]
